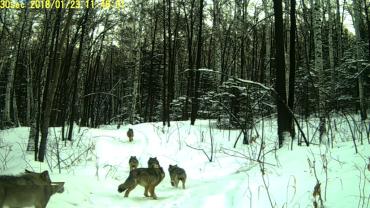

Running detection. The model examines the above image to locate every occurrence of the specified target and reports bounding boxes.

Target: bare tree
[273,0,290,147]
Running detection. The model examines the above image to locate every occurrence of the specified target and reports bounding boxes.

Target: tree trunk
[213,0,222,84]
[130,3,143,124]
[162,0,168,125]
[190,0,204,125]
[273,0,290,148]
[38,9,74,162]
[183,0,196,120]
[352,0,367,120]
[313,0,326,142]
[68,7,90,141]
[288,0,296,138]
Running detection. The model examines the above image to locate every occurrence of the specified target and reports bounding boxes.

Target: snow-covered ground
[0,117,369,208]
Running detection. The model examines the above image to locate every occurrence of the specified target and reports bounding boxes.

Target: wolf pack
[0,129,187,207]
[118,156,187,199]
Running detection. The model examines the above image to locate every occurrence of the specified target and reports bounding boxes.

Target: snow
[0,118,369,208]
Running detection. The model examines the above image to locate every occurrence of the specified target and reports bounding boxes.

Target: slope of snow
[0,118,369,208]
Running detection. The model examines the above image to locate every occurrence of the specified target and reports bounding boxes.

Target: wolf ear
[41,171,50,180]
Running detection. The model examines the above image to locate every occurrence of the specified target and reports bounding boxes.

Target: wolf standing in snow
[0,170,64,208]
[168,164,187,189]
[129,156,139,171]
[127,128,134,142]
[118,158,165,199]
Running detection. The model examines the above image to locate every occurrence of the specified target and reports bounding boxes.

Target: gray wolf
[127,128,134,142]
[0,170,64,208]
[168,164,187,189]
[118,159,165,199]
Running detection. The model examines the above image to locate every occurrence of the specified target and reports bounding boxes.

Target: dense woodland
[0,0,369,161]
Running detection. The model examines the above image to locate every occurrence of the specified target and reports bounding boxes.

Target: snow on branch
[233,78,273,91]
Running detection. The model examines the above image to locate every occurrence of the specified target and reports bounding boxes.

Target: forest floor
[0,117,369,207]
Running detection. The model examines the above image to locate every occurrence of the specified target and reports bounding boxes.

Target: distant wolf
[129,156,139,171]
[127,128,134,142]
[118,161,165,199]
[147,157,160,168]
[0,170,65,208]
[168,164,187,189]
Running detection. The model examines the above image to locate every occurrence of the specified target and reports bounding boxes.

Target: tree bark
[273,0,290,148]
[313,0,326,142]
[190,0,204,125]
[288,0,296,138]
[352,0,367,120]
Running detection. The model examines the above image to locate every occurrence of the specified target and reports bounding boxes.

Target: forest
[0,0,369,161]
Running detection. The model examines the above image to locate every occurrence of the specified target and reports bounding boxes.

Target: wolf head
[168,164,178,172]
[148,157,160,168]
[129,156,137,162]
[24,170,52,185]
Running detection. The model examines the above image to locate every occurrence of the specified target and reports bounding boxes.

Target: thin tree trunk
[4,9,29,125]
[352,0,367,120]
[213,0,222,83]
[273,0,290,148]
[162,0,168,125]
[288,0,296,138]
[130,3,142,124]
[190,0,204,125]
[313,0,326,142]
[68,7,90,141]
[38,9,74,162]
[182,0,195,120]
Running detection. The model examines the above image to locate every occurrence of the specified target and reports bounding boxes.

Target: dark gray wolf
[168,164,187,189]
[127,128,134,142]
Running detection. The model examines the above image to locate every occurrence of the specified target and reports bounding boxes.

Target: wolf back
[0,170,64,208]
[168,165,187,189]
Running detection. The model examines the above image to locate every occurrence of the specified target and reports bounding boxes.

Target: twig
[185,142,212,162]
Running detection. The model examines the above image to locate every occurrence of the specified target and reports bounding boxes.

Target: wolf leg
[174,178,179,188]
[181,178,186,189]
[149,185,157,199]
[124,184,137,197]
[144,186,149,197]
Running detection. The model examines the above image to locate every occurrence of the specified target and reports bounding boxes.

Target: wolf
[147,157,160,168]
[168,164,187,189]
[129,156,139,171]
[0,170,65,208]
[118,162,165,199]
[127,128,134,142]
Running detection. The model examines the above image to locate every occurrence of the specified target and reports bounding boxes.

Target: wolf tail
[117,174,136,193]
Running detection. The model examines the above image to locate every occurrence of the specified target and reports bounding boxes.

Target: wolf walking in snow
[168,164,187,189]
[127,128,134,142]
[118,158,165,199]
[129,156,139,171]
[0,170,64,208]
